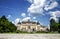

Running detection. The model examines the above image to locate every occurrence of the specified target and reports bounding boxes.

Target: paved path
[0,34,60,39]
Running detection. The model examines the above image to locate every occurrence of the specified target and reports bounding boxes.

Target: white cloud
[27,0,58,15]
[12,21,15,24]
[50,16,57,21]
[33,17,36,19]
[27,0,46,15]
[21,13,26,17]
[44,1,58,11]
[27,0,33,3]
[49,11,60,21]
[22,17,30,21]
[15,18,20,23]
[12,18,20,26]
[28,13,31,16]
[39,21,43,25]
[32,20,38,23]
[7,15,11,18]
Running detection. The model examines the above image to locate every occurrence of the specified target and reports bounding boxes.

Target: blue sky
[0,0,60,26]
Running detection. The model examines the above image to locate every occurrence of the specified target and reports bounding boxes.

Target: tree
[58,17,60,33]
[0,15,17,33]
[52,23,58,31]
[58,17,60,23]
[50,18,55,31]
[50,17,60,33]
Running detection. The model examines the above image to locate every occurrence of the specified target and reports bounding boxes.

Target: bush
[16,30,21,33]
[16,30,28,33]
[36,31,45,33]
[58,29,60,33]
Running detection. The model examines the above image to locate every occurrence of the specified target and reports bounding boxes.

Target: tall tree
[58,17,60,33]
[50,18,55,31]
[0,15,17,33]
[58,17,60,24]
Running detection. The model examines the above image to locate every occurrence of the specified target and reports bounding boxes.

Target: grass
[0,32,59,34]
[0,31,60,34]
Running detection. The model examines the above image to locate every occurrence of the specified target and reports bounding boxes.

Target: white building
[17,19,49,32]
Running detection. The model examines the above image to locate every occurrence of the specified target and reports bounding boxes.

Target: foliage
[0,16,17,33]
[50,18,60,33]
[36,31,48,33]
[16,30,28,33]
[58,24,60,33]
[58,17,60,24]
[58,29,60,33]
[50,19,56,31]
[52,23,58,31]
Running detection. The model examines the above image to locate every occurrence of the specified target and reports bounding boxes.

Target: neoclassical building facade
[17,19,49,32]
[17,19,41,32]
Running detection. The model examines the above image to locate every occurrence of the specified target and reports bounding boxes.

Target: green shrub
[16,30,21,33]
[16,30,28,33]
[58,29,60,33]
